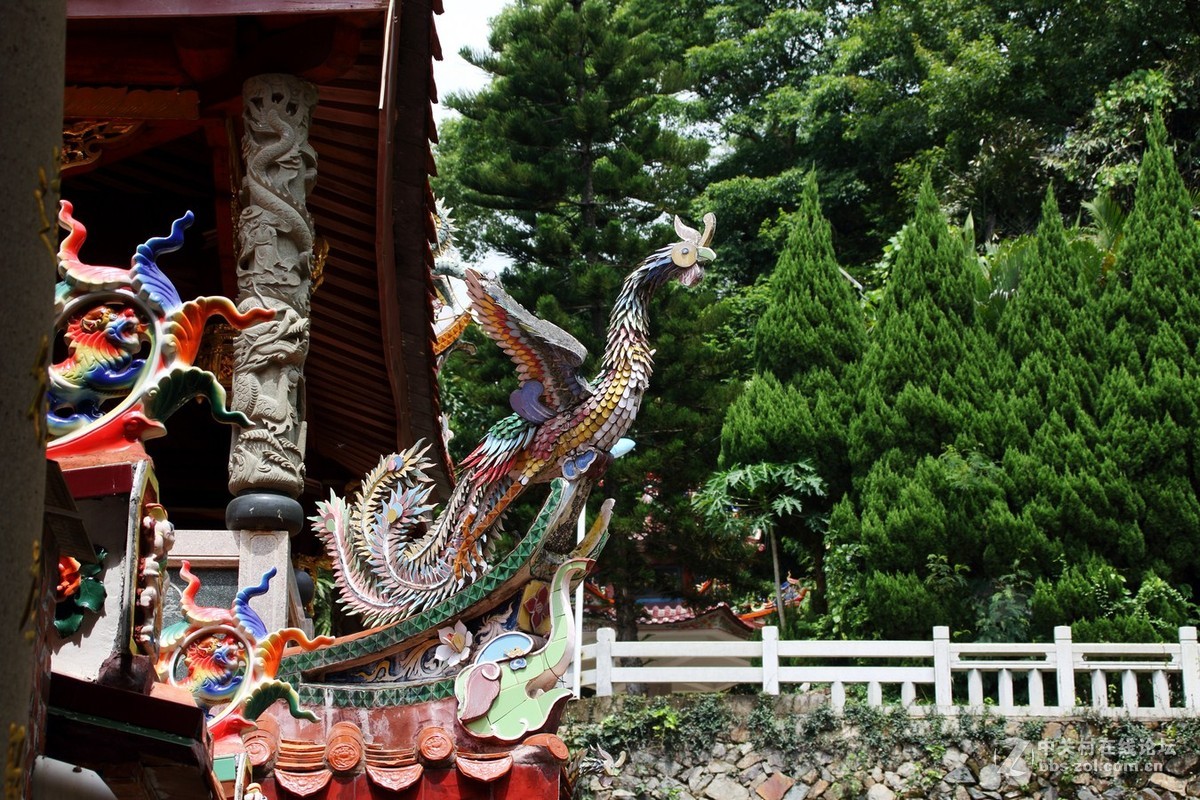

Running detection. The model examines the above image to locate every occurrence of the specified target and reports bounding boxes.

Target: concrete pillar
[226,74,318,631]
[0,1,65,796]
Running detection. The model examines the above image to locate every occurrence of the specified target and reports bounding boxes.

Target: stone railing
[579,626,1200,718]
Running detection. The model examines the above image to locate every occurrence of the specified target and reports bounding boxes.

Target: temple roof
[62,0,452,522]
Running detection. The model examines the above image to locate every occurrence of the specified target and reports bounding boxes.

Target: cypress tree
[841,179,1024,638]
[848,180,981,475]
[1025,114,1200,640]
[1098,113,1200,584]
[716,175,865,614]
[721,173,865,497]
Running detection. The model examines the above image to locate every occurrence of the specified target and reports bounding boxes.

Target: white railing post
[596,627,615,697]
[998,668,1014,710]
[1090,669,1108,709]
[831,681,846,712]
[761,626,780,695]
[1180,626,1199,710]
[933,626,952,709]
[1055,626,1075,712]
[967,669,983,707]
[1028,669,1045,712]
[1121,669,1138,711]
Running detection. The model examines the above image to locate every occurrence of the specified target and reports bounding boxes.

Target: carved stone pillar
[226,74,318,629]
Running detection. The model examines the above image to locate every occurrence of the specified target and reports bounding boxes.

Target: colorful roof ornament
[48,201,274,459]
[315,215,716,627]
[157,561,333,743]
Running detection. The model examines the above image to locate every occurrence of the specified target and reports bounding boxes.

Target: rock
[739,752,766,770]
[1075,788,1101,800]
[801,769,820,784]
[809,779,829,797]
[742,764,765,784]
[945,766,977,785]
[955,785,971,800]
[1166,753,1200,777]
[870,767,885,783]
[945,748,969,768]
[896,762,918,779]
[979,765,1002,791]
[613,791,637,799]
[884,771,904,791]
[689,769,713,794]
[866,785,895,800]
[713,743,728,759]
[1151,774,1189,795]
[1044,722,1064,739]
[756,772,796,800]
[1137,790,1163,800]
[782,783,811,800]
[705,776,751,800]
[710,760,736,774]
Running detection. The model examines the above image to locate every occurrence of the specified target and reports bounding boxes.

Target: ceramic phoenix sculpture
[314,214,716,626]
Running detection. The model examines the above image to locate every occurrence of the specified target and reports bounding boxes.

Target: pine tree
[438,0,706,277]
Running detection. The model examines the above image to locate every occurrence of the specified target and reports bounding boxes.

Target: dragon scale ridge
[315,215,716,626]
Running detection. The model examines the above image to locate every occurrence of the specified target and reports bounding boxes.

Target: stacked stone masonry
[562,695,1200,800]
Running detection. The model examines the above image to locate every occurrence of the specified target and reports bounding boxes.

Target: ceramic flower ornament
[435,620,473,667]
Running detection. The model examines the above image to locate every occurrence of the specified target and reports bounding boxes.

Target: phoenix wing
[465,268,591,422]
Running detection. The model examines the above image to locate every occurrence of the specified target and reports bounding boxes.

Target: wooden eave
[63,0,452,498]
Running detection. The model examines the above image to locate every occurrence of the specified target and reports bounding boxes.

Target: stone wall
[561,695,1200,800]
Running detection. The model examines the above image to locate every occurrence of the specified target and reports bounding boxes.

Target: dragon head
[66,306,145,355]
[184,632,247,701]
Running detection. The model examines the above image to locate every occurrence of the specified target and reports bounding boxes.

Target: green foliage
[1030,557,1196,642]
[954,706,1005,748]
[436,0,707,271]
[445,0,1200,644]
[565,694,733,757]
[54,546,107,638]
[692,460,825,596]
[686,0,1200,268]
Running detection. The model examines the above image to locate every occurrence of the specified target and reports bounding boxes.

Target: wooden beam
[64,87,200,119]
[60,119,201,177]
[66,35,191,86]
[196,18,363,110]
[202,118,240,299]
[68,0,387,19]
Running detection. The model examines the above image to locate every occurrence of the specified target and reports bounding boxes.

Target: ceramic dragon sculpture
[48,201,274,456]
[314,215,715,626]
[157,562,333,742]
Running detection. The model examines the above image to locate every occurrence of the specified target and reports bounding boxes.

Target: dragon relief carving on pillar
[228,74,319,498]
